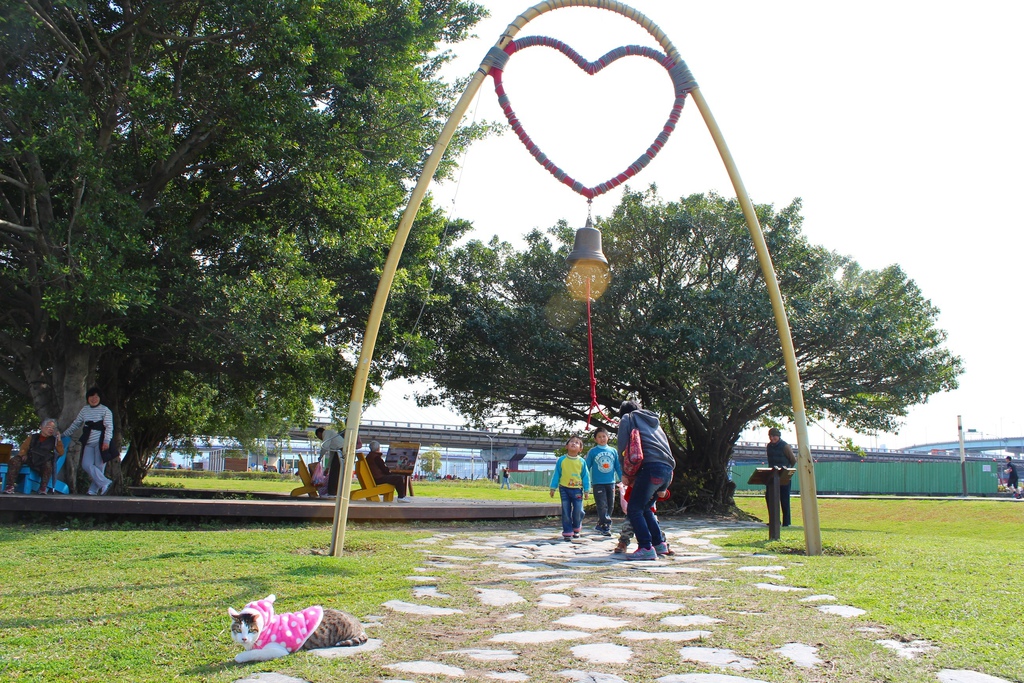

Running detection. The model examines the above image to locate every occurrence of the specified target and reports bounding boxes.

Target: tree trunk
[29,340,95,494]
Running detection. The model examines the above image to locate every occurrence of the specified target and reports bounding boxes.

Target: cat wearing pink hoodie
[228,594,366,662]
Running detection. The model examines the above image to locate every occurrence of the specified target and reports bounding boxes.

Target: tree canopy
[0,0,486,486]
[419,188,963,511]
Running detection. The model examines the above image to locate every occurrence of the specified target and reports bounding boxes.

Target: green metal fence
[732,460,999,496]
[508,470,554,488]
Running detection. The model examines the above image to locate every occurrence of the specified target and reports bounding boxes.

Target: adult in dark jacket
[616,400,675,561]
[365,441,410,501]
[765,427,798,526]
[3,418,64,494]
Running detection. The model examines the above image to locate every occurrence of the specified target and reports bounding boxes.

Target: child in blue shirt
[585,427,621,536]
[550,435,591,540]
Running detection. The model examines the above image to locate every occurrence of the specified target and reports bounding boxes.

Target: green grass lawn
[1,492,1021,681]
[731,494,1024,678]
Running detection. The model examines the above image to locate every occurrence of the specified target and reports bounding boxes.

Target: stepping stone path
[231,518,1010,682]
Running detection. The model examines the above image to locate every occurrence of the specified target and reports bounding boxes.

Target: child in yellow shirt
[549,436,591,540]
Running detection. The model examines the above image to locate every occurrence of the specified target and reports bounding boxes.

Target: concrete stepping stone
[657,675,770,683]
[487,673,530,682]
[413,586,451,598]
[559,671,629,683]
[661,615,722,627]
[539,582,578,591]
[478,588,527,606]
[575,586,662,599]
[642,566,703,574]
[937,671,1015,683]
[539,594,573,608]
[679,646,756,671]
[406,575,440,583]
[506,613,525,620]
[554,614,631,630]
[233,674,309,683]
[817,604,866,618]
[618,630,711,642]
[608,600,685,615]
[857,626,885,633]
[309,638,383,659]
[385,661,465,677]
[443,648,519,662]
[383,600,463,616]
[799,594,837,602]
[490,630,593,644]
[876,638,938,659]
[774,642,821,668]
[736,565,787,573]
[753,583,806,592]
[572,643,632,663]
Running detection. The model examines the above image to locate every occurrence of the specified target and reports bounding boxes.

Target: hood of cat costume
[242,594,324,653]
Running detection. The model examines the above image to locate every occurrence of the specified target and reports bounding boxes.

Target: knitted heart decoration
[485,36,696,199]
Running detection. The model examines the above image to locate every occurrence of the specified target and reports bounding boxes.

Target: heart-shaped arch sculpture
[485,36,696,199]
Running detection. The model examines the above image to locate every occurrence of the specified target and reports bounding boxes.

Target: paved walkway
[233,518,1012,683]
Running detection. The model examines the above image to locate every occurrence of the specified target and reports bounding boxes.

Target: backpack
[622,428,644,478]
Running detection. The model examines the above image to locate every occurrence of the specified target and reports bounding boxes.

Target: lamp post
[485,433,495,480]
[329,0,822,556]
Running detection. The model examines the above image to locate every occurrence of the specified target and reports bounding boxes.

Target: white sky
[365,1,1024,450]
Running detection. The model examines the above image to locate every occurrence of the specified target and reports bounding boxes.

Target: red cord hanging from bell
[566,202,613,429]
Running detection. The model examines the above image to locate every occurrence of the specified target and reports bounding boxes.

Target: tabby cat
[228,594,367,663]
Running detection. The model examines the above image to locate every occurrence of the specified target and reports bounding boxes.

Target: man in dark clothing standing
[1004,456,1020,499]
[765,428,797,526]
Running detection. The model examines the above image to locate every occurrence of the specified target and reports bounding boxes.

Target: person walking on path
[62,387,114,495]
[765,427,798,526]
[616,400,675,560]
[613,482,673,555]
[586,426,621,536]
[1004,456,1021,499]
[3,418,64,494]
[500,467,511,490]
[549,436,591,540]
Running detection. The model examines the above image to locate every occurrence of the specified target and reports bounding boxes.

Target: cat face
[228,608,263,650]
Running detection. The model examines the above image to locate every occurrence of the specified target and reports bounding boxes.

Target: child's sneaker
[562,535,573,542]
[572,532,580,539]
[624,546,657,561]
[653,542,675,556]
[613,541,628,554]
[602,528,612,537]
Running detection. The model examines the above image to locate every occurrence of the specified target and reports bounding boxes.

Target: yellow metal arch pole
[690,89,822,555]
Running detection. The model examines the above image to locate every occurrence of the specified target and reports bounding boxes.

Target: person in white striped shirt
[62,387,114,495]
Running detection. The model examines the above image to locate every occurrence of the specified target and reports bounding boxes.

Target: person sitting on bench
[365,441,410,502]
[4,418,64,495]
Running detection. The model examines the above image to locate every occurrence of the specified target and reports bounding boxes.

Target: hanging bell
[566,217,609,267]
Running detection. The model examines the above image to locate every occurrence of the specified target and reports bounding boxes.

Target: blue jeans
[558,486,584,537]
[500,477,511,489]
[627,461,673,548]
[592,483,615,529]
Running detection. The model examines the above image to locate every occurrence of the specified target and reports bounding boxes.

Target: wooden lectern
[748,467,796,541]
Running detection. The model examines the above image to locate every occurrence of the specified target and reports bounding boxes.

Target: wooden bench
[290,456,319,498]
[351,453,396,502]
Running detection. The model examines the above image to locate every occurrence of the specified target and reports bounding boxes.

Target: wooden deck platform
[0,488,560,523]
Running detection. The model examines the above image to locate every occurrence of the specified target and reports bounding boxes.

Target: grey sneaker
[624,546,657,561]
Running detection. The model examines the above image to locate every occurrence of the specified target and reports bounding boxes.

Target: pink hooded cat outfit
[242,595,323,653]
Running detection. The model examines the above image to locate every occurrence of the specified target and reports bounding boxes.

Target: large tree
[420,188,963,512]
[0,0,484,488]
